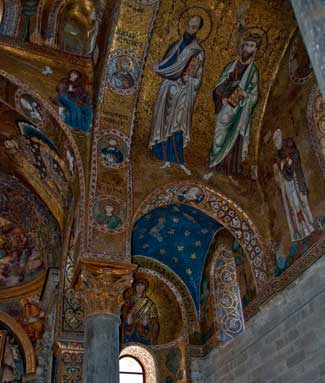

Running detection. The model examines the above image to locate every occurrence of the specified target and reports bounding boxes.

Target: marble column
[74,260,136,383]
[83,313,120,383]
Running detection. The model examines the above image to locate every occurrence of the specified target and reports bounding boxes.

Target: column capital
[73,259,137,316]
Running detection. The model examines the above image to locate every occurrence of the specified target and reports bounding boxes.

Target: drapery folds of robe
[149,38,204,164]
[274,137,314,241]
[208,60,259,174]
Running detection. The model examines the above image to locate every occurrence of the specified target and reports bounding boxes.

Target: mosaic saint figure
[149,15,205,175]
[54,70,93,132]
[100,139,124,166]
[121,279,160,345]
[273,129,315,242]
[111,56,135,90]
[205,33,261,179]
[95,204,123,230]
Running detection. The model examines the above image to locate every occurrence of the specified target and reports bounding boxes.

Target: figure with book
[204,33,261,179]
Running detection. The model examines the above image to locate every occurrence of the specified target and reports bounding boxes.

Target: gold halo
[178,6,213,43]
[242,26,268,60]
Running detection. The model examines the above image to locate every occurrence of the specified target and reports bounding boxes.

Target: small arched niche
[120,345,158,383]
[57,1,94,56]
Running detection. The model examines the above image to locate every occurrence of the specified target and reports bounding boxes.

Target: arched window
[119,356,144,383]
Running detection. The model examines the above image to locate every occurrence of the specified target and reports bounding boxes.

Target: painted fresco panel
[0,173,60,289]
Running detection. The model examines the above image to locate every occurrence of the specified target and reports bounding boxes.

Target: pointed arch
[133,182,269,292]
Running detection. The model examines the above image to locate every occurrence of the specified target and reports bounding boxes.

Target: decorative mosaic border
[86,0,161,260]
[86,1,122,254]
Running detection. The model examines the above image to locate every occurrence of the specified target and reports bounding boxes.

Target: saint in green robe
[208,60,259,175]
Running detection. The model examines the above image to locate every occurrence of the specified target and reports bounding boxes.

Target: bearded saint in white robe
[149,15,205,175]
[273,129,314,242]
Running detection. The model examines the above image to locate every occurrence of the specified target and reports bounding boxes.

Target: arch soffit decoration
[0,70,87,254]
[120,344,159,383]
[208,243,241,332]
[0,311,36,374]
[133,182,268,292]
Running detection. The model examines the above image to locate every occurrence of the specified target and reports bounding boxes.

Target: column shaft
[83,313,120,383]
